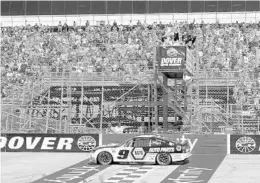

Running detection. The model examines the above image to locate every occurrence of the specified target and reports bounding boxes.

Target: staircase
[230,105,260,134]
[191,99,231,133]
[157,77,190,123]
[1,77,53,133]
[3,79,49,106]
[196,99,260,134]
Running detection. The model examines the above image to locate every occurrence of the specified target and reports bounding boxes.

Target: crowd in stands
[1,20,260,105]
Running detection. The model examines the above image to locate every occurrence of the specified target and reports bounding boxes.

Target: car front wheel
[156,153,172,165]
[97,151,113,165]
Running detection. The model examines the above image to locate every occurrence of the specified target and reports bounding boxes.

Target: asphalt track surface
[30,154,225,183]
[2,153,260,183]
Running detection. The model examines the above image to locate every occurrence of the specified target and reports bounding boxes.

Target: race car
[89,135,192,165]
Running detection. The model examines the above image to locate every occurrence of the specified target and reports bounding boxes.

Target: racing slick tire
[156,153,172,165]
[97,151,113,165]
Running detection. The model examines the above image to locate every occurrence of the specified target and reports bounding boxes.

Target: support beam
[46,85,51,133]
[60,73,64,133]
[148,84,151,132]
[153,31,158,133]
[174,79,178,123]
[100,71,104,134]
[80,74,84,125]
[153,80,158,132]
[183,79,188,114]
[67,74,72,126]
[163,74,168,132]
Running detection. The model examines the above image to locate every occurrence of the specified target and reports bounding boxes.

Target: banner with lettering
[157,46,186,70]
[0,133,99,152]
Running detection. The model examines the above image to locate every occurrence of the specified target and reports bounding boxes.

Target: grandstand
[1,1,260,135]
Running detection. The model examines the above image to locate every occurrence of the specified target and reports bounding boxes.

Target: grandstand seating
[1,9,260,134]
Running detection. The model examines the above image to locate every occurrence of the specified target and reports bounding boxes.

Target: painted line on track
[160,154,226,183]
[31,159,109,183]
[137,165,180,183]
[100,165,156,183]
[82,165,131,183]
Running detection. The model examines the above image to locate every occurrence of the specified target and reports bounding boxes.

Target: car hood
[94,143,120,150]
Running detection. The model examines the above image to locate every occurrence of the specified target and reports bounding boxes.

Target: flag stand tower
[153,44,194,133]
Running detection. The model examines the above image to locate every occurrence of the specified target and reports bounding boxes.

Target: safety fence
[1,68,260,135]
[1,70,153,134]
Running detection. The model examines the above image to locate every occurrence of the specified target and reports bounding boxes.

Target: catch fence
[1,68,260,135]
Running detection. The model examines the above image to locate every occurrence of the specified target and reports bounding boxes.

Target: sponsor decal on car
[146,154,157,161]
[230,135,260,154]
[131,147,146,160]
[149,147,175,153]
[176,146,182,152]
[0,134,99,152]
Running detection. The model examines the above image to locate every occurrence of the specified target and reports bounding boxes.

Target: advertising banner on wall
[157,46,186,70]
[230,135,260,154]
[0,133,99,152]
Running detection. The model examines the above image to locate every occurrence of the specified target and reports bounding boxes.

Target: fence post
[100,69,104,135]
[241,104,244,134]
[46,83,51,133]
[80,73,84,126]
[148,84,151,132]
[153,37,158,133]
[257,115,260,134]
[257,104,260,135]
[11,94,14,131]
[29,82,34,130]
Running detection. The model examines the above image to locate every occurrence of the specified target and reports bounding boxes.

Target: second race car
[89,135,192,165]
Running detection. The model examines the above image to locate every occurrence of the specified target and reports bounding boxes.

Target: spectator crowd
[1,20,260,104]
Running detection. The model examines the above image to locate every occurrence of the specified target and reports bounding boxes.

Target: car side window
[150,138,170,147]
[132,139,150,147]
[123,140,133,147]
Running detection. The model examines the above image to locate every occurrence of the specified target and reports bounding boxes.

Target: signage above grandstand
[157,46,186,69]
[157,46,194,77]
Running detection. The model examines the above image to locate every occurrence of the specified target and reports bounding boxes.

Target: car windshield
[120,139,133,147]
[120,138,150,147]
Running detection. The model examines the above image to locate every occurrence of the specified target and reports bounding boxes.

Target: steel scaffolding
[1,50,260,134]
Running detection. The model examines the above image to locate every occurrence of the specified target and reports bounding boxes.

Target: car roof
[134,134,164,139]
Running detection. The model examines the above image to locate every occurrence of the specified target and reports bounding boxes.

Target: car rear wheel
[97,151,113,165]
[156,153,171,165]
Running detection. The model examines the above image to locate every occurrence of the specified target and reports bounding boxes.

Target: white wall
[1,12,260,27]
